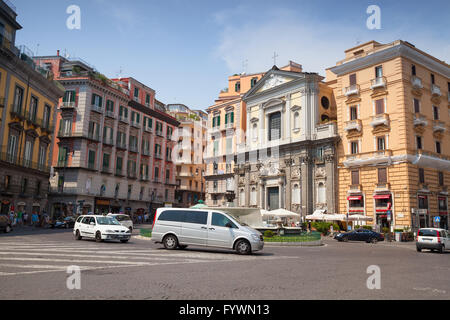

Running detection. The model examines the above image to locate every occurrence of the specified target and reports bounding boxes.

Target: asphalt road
[0,226,449,300]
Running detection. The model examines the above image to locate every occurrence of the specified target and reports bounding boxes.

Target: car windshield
[115,215,131,221]
[418,229,438,237]
[96,217,120,225]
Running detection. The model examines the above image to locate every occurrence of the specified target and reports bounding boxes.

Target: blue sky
[13,0,450,110]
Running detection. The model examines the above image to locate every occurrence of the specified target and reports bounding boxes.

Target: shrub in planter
[313,222,331,235]
[264,230,274,238]
[362,225,373,230]
[354,225,360,229]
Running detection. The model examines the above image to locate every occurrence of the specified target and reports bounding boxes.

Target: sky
[12,0,450,110]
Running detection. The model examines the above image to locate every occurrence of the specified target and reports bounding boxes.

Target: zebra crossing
[0,237,297,276]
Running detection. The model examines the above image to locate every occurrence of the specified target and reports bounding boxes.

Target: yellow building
[0,0,63,216]
[327,40,450,232]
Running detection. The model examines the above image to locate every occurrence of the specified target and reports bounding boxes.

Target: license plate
[423,238,433,241]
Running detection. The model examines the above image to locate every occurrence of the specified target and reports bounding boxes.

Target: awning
[347,196,362,200]
[374,194,391,199]
[32,203,40,207]
[418,195,427,199]
[17,202,26,206]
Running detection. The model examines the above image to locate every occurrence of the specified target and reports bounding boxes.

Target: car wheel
[129,227,133,233]
[163,234,178,250]
[439,245,444,254]
[343,237,349,242]
[416,247,422,252]
[178,245,188,250]
[370,238,378,244]
[120,239,129,243]
[75,230,82,240]
[95,231,103,242]
[5,225,11,233]
[235,239,251,255]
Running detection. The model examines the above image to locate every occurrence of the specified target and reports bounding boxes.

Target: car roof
[419,228,446,231]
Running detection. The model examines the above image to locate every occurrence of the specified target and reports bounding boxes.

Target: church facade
[234,67,339,217]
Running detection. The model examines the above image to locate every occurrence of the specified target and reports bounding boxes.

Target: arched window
[235,82,241,92]
[317,182,326,204]
[239,189,245,205]
[292,184,300,204]
[250,187,257,205]
[293,112,300,130]
[100,184,106,196]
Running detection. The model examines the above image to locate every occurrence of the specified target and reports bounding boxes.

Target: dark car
[0,214,12,233]
[335,229,384,243]
[51,216,76,229]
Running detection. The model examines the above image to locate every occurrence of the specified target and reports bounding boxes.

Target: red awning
[376,209,388,212]
[347,196,362,200]
[418,195,428,199]
[374,194,391,199]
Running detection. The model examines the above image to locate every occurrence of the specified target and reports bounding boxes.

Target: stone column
[300,153,313,217]
[284,158,294,211]
[325,153,336,214]
[260,180,265,210]
[278,176,284,209]
[285,94,291,141]
[244,164,251,206]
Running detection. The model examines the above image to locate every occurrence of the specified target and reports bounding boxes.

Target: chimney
[57,50,60,56]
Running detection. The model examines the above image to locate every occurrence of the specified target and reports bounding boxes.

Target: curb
[264,240,323,247]
[133,235,152,241]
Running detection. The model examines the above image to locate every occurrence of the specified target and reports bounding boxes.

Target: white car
[151,208,264,255]
[73,215,131,243]
[107,213,133,231]
[416,228,450,253]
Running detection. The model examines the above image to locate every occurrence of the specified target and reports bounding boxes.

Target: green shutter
[212,117,216,127]
[149,118,153,128]
[217,116,220,126]
[225,114,228,124]
[231,112,234,123]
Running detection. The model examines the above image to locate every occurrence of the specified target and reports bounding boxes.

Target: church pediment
[256,74,296,93]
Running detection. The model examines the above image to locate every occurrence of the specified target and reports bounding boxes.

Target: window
[431,74,435,85]
[145,94,150,105]
[225,112,234,124]
[321,96,330,109]
[378,168,387,184]
[351,170,359,185]
[416,136,422,150]
[349,73,356,86]
[102,153,110,169]
[438,172,444,186]
[116,156,123,173]
[63,90,76,103]
[7,134,17,161]
[251,77,258,88]
[184,211,208,224]
[350,106,358,120]
[134,87,139,98]
[38,145,46,169]
[433,106,439,120]
[119,105,128,118]
[268,112,281,141]
[154,167,159,180]
[436,141,441,154]
[88,121,99,140]
[235,82,240,92]
[28,96,38,122]
[88,150,96,169]
[13,85,24,112]
[158,210,186,222]
[411,65,416,76]
[20,178,27,194]
[419,168,425,184]
[212,115,221,128]
[91,94,102,108]
[212,212,237,228]
[106,100,114,112]
[166,169,170,181]
[350,141,359,154]
[43,105,51,128]
[375,99,385,114]
[375,65,383,78]
[58,146,69,166]
[24,140,32,166]
[317,183,326,204]
[377,136,385,151]
[293,112,300,129]
[226,137,232,155]
[413,98,420,113]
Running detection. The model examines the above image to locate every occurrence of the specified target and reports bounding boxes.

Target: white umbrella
[323,214,347,221]
[269,208,300,217]
[305,209,327,221]
[347,214,373,221]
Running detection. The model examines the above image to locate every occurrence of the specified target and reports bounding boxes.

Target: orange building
[327,40,450,232]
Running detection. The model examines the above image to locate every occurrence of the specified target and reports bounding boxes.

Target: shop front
[438,196,448,230]
[374,193,392,232]
[1,200,11,215]
[94,198,111,215]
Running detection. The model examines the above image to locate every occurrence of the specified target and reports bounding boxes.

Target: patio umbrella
[190,200,208,209]
[305,209,327,221]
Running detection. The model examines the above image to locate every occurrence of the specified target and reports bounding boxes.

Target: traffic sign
[434,216,441,223]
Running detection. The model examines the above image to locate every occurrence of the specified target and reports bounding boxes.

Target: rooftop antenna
[242,59,248,74]
[272,51,278,66]
[117,66,123,80]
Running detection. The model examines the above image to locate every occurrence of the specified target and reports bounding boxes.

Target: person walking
[10,211,16,227]
[17,210,23,226]
[23,212,29,226]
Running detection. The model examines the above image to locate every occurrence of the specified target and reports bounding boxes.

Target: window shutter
[349,74,356,86]
[378,168,387,183]
[225,114,228,124]
[149,118,153,128]
[375,99,384,114]
[217,116,220,126]
[231,112,234,123]
[351,170,359,185]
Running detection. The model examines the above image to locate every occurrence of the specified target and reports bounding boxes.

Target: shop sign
[96,199,110,206]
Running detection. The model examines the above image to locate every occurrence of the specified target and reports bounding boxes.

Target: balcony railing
[343,84,360,96]
[119,115,129,124]
[127,171,137,179]
[9,104,25,119]
[411,76,423,89]
[413,114,428,127]
[61,102,76,109]
[156,130,164,137]
[431,84,441,97]
[105,110,116,119]
[87,132,100,141]
[370,113,389,128]
[142,149,150,156]
[144,126,153,133]
[131,121,141,128]
[155,153,163,160]
[87,162,96,170]
[103,137,114,145]
[346,149,392,161]
[91,105,103,113]
[370,77,386,89]
[115,169,124,176]
[116,141,127,150]
[101,166,112,174]
[433,120,446,133]
[129,145,138,153]
[140,175,149,181]
[375,183,391,191]
[344,119,362,132]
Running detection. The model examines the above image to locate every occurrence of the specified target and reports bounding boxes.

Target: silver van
[151,208,264,255]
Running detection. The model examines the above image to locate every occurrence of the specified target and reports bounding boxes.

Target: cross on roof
[272,52,278,65]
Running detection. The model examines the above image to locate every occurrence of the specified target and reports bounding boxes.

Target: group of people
[8,211,50,228]
[131,212,151,224]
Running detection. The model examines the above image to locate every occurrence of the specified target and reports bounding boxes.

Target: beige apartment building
[327,40,450,232]
[166,104,207,207]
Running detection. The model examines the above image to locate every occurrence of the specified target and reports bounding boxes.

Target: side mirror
[90,222,95,226]
[225,222,233,228]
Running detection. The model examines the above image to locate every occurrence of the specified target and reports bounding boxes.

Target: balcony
[140,175,150,181]
[91,105,103,114]
[61,102,76,109]
[411,76,423,89]
[349,184,362,192]
[115,169,124,177]
[9,104,25,119]
[156,130,164,137]
[87,162,96,171]
[344,119,362,132]
[155,153,163,160]
[101,166,112,174]
[87,132,100,141]
[433,120,446,133]
[40,121,54,133]
[413,114,428,127]
[225,122,234,129]
[344,150,393,168]
[119,115,129,124]
[343,84,360,96]
[315,122,337,139]
[0,148,51,173]
[103,137,114,146]
[431,84,441,97]
[129,145,138,153]
[131,121,141,129]
[25,112,40,127]
[142,149,150,156]
[105,110,116,119]
[116,142,127,150]
[127,171,137,179]
[370,77,386,90]
[144,126,153,133]
[375,183,391,192]
[370,113,389,128]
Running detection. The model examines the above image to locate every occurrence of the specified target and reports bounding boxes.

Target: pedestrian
[10,211,16,227]
[23,212,28,226]
[17,210,23,226]
[31,212,39,227]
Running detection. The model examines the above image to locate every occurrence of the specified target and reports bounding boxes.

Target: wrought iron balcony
[105,110,116,119]
[91,104,103,113]
[61,102,76,109]
[119,115,129,124]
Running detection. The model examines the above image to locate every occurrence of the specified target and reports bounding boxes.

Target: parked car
[107,213,133,231]
[73,215,131,243]
[334,229,384,243]
[416,228,450,253]
[0,214,12,233]
[51,216,76,229]
[151,208,264,255]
